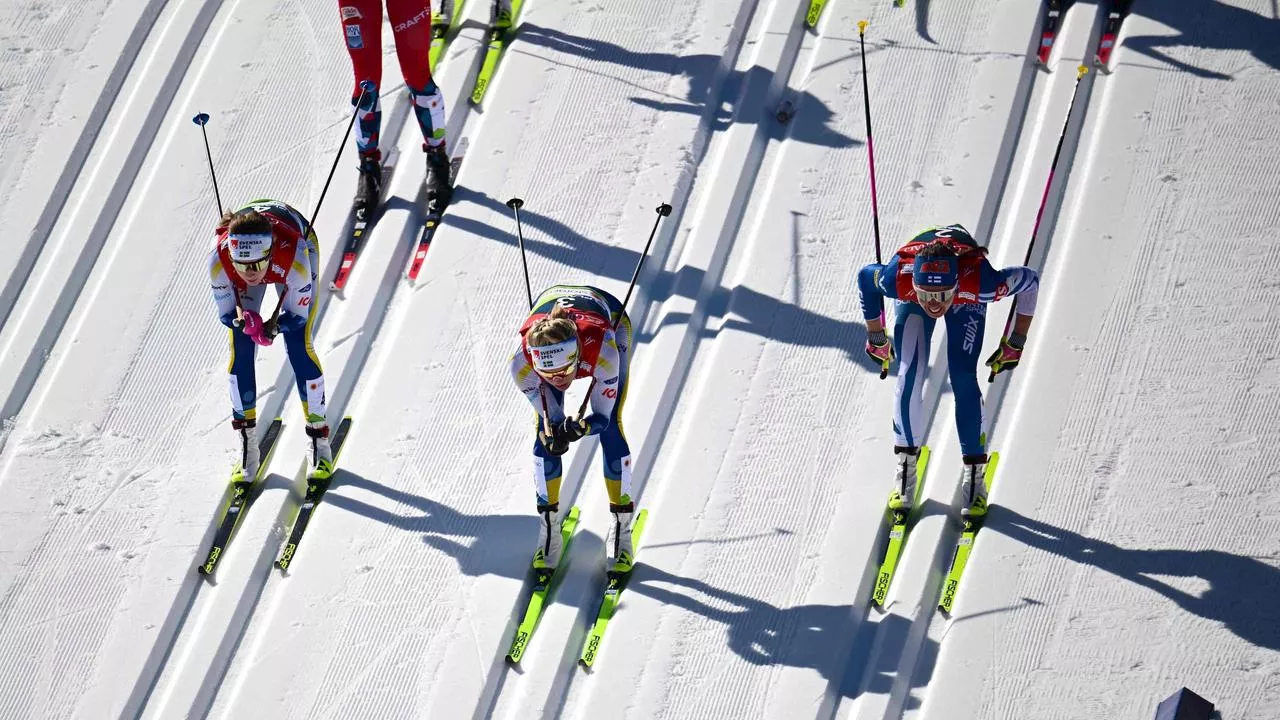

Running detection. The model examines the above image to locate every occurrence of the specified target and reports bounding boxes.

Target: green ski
[198,418,284,576]
[428,0,468,70]
[805,0,828,28]
[275,416,354,572]
[579,509,650,668]
[505,505,582,664]
[470,0,526,105]
[870,445,931,607]
[938,452,1000,615]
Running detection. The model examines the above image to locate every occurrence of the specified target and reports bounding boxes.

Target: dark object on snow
[1154,687,1214,720]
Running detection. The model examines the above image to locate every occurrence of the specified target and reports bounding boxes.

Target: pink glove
[865,330,894,379]
[240,310,274,347]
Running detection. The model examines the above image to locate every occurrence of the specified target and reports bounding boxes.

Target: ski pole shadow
[1120,0,1279,79]
[513,23,856,150]
[990,507,1280,650]
[445,188,886,374]
[320,471,538,583]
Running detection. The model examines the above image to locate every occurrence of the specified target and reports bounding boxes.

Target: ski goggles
[529,338,579,379]
[913,284,956,305]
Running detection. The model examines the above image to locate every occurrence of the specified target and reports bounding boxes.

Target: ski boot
[886,445,920,515]
[532,502,564,570]
[306,417,335,482]
[493,0,513,31]
[424,142,453,212]
[353,152,383,221]
[232,417,260,486]
[605,500,636,574]
[960,453,989,519]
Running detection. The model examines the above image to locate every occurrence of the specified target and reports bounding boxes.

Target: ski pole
[192,113,224,217]
[266,80,374,327]
[574,202,673,420]
[859,21,891,380]
[989,64,1088,383]
[507,196,553,435]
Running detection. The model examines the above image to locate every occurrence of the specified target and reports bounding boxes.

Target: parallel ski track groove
[0,0,170,338]
[821,3,1067,718]
[892,10,1108,720]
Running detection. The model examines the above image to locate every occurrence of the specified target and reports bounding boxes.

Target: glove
[240,310,274,347]
[557,416,590,443]
[985,333,1026,378]
[538,422,571,456]
[865,328,894,379]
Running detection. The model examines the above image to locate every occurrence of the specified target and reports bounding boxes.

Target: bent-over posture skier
[208,200,333,481]
[511,285,635,572]
[858,224,1039,517]
[338,0,453,215]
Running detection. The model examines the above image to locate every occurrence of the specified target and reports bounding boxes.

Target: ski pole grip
[507,197,524,210]
[192,113,210,126]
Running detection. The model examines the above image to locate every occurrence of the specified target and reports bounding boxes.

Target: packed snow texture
[0,0,1276,718]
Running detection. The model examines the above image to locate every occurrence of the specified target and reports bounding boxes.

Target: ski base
[505,505,582,664]
[870,445,931,608]
[198,418,284,576]
[470,0,525,105]
[579,508,650,669]
[275,417,354,572]
[939,452,1001,615]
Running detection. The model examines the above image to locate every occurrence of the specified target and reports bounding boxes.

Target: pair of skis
[197,417,354,577]
[1037,0,1132,71]
[505,508,650,669]
[868,449,1000,616]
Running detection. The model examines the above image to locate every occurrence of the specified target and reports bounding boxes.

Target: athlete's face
[234,259,268,285]
[537,363,577,391]
[915,284,956,319]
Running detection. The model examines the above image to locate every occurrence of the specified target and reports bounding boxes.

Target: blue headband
[912,255,958,287]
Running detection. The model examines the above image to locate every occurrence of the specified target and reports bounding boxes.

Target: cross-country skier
[208,200,333,481]
[858,224,1039,517]
[338,0,453,216]
[511,285,636,573]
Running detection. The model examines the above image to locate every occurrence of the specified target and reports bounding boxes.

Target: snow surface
[0,0,1277,718]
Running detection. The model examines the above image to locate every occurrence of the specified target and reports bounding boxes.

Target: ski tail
[579,508,650,668]
[275,416,354,572]
[939,451,1001,615]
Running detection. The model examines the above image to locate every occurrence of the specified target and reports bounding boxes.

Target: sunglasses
[914,285,956,305]
[233,258,268,273]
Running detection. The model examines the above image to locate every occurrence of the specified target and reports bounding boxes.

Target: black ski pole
[574,202,673,419]
[507,196,554,435]
[858,21,892,380]
[192,113,224,217]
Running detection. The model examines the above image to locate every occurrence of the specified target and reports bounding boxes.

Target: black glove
[557,416,590,443]
[539,423,571,456]
[261,316,280,341]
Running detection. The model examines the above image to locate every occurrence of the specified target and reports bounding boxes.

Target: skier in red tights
[338,0,453,217]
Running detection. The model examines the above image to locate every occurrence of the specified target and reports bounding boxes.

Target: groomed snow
[0,0,1276,719]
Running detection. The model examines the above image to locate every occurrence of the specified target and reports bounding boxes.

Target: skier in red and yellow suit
[208,199,331,482]
[510,285,635,573]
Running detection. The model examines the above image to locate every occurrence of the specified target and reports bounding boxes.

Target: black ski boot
[424,143,453,212]
[353,153,382,221]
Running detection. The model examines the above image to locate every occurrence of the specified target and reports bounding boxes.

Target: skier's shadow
[321,471,538,582]
[1114,0,1278,79]
[990,507,1280,651]
[446,187,885,374]
[512,23,856,150]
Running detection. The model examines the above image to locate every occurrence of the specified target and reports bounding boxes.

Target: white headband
[529,338,578,371]
[229,232,273,263]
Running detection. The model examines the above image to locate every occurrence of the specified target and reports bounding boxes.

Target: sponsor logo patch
[394,8,430,32]
[340,6,361,19]
[345,24,363,49]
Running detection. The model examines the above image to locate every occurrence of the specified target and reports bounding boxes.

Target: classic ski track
[0,0,170,339]
[0,0,221,433]
[138,30,486,720]
[472,1,775,718]
[867,6,1108,720]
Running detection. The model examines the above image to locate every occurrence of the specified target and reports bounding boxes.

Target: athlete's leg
[944,303,987,456]
[892,301,936,449]
[386,0,447,150]
[338,0,384,159]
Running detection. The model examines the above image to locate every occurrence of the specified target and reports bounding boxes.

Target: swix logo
[394,8,430,31]
[962,313,981,353]
[340,6,361,20]
[994,282,1009,301]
